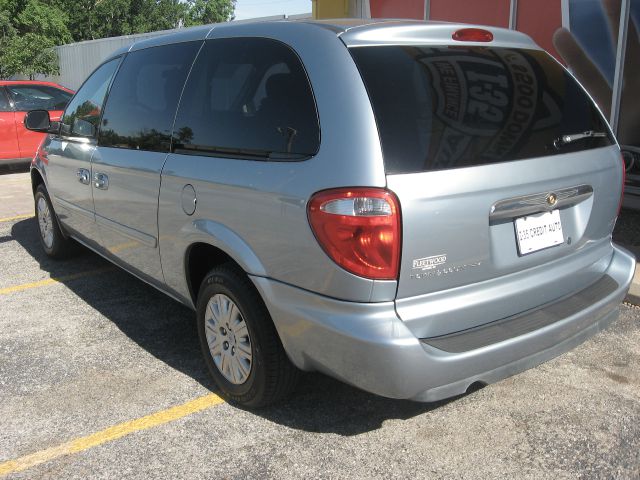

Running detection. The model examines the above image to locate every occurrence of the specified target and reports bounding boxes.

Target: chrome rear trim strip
[490,184,593,221]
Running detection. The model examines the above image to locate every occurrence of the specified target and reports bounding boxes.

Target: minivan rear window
[350,46,614,174]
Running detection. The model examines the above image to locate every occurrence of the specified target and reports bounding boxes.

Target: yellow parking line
[108,240,139,254]
[0,213,33,223]
[0,267,114,295]
[0,180,31,186]
[0,393,225,477]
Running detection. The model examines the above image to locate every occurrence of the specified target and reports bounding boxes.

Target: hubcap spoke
[229,303,240,324]
[220,352,229,378]
[205,321,217,334]
[205,293,252,385]
[230,358,240,384]
[37,197,54,249]
[236,341,251,357]
[236,356,250,376]
[209,339,222,357]
[234,323,249,340]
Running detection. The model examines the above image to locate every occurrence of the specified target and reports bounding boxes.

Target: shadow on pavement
[11,217,212,388]
[0,163,29,175]
[614,208,640,258]
[249,376,458,436]
[11,217,458,435]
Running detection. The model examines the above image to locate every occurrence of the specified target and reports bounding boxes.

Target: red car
[0,81,74,166]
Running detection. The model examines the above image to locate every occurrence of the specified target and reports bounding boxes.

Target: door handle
[76,168,90,185]
[94,172,109,190]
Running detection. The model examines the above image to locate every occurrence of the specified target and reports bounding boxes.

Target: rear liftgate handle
[93,172,109,190]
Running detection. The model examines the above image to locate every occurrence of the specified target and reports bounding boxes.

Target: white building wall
[53,30,169,89]
[36,13,311,90]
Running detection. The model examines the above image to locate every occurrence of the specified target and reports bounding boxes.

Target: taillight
[452,28,494,42]
[618,152,626,216]
[308,188,401,280]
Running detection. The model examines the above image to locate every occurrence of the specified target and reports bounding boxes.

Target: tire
[197,264,299,407]
[34,184,75,259]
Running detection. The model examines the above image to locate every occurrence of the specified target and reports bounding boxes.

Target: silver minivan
[27,20,635,407]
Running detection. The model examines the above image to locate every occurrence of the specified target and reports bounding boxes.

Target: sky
[234,0,312,20]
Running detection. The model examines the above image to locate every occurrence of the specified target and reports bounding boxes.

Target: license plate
[514,210,564,255]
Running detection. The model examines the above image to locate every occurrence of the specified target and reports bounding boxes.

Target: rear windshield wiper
[553,130,608,149]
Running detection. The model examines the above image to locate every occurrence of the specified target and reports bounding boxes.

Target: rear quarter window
[350,46,614,174]
[172,37,319,160]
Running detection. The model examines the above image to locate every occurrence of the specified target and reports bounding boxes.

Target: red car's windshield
[6,85,72,111]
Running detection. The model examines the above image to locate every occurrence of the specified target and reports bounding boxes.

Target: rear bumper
[251,244,635,402]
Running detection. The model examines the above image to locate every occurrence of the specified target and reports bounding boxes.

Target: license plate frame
[514,210,564,256]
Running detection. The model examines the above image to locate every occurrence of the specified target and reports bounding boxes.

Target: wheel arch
[30,167,45,195]
[183,220,268,306]
[185,242,237,306]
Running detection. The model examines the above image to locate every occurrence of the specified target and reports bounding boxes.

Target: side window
[173,38,319,159]
[6,85,72,111]
[252,62,289,110]
[61,58,120,138]
[210,63,254,111]
[98,42,201,152]
[0,89,11,112]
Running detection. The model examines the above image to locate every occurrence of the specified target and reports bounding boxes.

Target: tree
[0,0,236,79]
[0,0,71,79]
[0,33,60,79]
[17,0,73,45]
[63,0,236,42]
[0,8,16,78]
[187,0,236,26]
[131,0,191,33]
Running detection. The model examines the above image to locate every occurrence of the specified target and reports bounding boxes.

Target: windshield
[350,46,615,174]
[7,85,72,111]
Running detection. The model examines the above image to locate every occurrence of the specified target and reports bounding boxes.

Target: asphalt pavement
[0,171,639,479]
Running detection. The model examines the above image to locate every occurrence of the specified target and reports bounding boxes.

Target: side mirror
[24,110,51,133]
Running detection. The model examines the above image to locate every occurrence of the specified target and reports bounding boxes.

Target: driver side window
[0,89,11,112]
[60,58,120,138]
